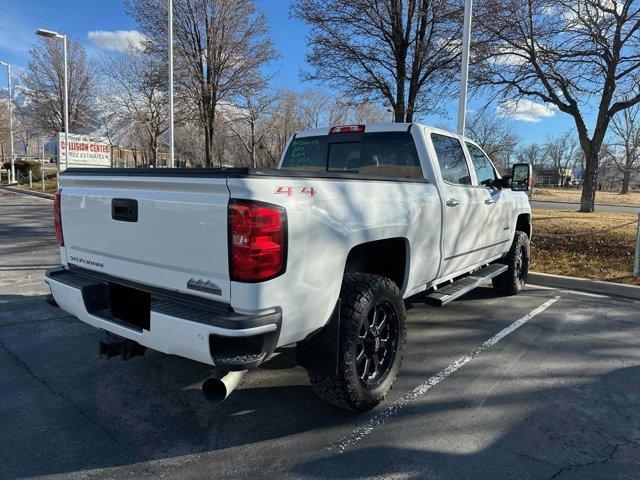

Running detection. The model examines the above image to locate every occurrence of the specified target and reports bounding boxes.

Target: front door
[430,133,486,276]
[465,142,513,260]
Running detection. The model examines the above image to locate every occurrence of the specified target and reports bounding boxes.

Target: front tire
[492,231,529,295]
[307,273,407,412]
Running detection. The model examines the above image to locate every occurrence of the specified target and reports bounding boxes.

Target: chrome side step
[425,264,508,307]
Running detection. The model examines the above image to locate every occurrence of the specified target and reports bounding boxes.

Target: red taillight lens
[229,200,286,281]
[54,190,64,246]
[329,124,365,134]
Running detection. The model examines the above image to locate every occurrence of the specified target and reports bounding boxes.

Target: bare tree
[543,132,579,186]
[267,91,305,164]
[126,0,277,167]
[293,0,463,122]
[225,91,279,168]
[0,100,9,163]
[13,98,42,157]
[21,38,98,135]
[473,0,640,211]
[298,89,348,129]
[353,101,390,124]
[466,109,519,170]
[100,46,169,166]
[608,104,640,194]
[516,143,547,173]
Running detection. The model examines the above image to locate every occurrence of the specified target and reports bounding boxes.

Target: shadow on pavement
[294,365,640,479]
[1,291,639,478]
[0,293,352,478]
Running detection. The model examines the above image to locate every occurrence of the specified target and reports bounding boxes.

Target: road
[1,190,640,479]
[531,199,640,214]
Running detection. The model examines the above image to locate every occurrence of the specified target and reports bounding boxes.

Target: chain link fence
[13,169,59,192]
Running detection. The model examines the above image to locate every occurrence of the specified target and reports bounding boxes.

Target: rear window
[281,132,423,179]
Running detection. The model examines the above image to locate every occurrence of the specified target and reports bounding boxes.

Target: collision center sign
[57,133,111,170]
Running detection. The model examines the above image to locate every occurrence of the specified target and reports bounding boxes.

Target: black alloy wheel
[515,243,528,283]
[356,300,399,388]
[306,273,407,412]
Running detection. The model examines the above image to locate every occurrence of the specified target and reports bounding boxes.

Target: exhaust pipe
[202,370,248,404]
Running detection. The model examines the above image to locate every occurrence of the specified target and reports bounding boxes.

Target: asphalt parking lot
[1,190,640,480]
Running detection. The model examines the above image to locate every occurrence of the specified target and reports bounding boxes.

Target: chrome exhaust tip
[202,370,248,404]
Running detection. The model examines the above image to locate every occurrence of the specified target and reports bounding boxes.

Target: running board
[425,264,508,307]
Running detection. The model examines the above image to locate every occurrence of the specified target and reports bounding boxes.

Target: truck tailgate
[59,175,232,302]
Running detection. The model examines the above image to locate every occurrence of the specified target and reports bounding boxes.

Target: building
[533,166,574,187]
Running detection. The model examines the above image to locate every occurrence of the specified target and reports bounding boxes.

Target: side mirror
[511,163,532,192]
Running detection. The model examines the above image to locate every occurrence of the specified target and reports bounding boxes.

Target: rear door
[430,133,486,276]
[464,142,513,260]
[60,173,232,302]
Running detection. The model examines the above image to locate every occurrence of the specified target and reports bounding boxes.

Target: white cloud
[492,52,527,67]
[87,30,145,52]
[497,99,557,123]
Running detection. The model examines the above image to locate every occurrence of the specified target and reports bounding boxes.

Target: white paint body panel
[53,123,531,360]
[60,176,231,302]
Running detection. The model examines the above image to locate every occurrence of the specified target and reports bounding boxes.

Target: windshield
[280,132,423,179]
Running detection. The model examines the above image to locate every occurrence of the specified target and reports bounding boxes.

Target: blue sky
[0,0,577,145]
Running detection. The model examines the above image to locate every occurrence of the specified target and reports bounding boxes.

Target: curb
[0,185,54,200]
[531,198,640,209]
[528,271,640,300]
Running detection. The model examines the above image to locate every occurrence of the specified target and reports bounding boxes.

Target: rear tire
[492,231,529,295]
[307,273,406,412]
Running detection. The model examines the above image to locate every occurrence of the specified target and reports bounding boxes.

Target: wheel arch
[516,213,532,238]
[343,237,409,291]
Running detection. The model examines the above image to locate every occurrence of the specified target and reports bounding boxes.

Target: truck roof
[294,122,469,142]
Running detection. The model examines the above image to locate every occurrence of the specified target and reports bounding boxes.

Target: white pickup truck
[45,123,532,412]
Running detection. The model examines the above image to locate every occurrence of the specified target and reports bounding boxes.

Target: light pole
[35,28,69,172]
[457,0,473,136]
[168,0,175,168]
[0,61,16,184]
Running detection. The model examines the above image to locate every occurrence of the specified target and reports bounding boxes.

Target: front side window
[431,134,471,185]
[466,142,497,187]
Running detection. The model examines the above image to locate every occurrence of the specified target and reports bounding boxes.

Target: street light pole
[0,61,16,184]
[62,35,69,171]
[168,0,175,168]
[35,29,69,172]
[457,0,473,136]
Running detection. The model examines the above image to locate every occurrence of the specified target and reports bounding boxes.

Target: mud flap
[297,300,341,376]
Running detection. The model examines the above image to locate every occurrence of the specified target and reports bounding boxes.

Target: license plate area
[108,283,150,331]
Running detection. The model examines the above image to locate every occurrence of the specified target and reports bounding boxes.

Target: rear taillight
[54,190,64,246]
[229,200,286,282]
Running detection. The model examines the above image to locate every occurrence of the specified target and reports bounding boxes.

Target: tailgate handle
[112,199,138,222]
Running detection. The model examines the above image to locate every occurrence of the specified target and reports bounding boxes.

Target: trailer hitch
[99,338,146,360]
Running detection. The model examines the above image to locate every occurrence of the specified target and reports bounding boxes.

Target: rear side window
[431,134,471,185]
[466,142,497,187]
[280,136,328,171]
[281,132,423,179]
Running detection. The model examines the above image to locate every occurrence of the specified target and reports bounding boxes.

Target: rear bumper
[45,266,280,368]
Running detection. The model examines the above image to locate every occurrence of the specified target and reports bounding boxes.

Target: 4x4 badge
[187,278,222,296]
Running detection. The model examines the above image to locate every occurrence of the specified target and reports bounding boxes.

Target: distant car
[45,123,532,412]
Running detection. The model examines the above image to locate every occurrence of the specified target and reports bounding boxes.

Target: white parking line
[328,295,561,453]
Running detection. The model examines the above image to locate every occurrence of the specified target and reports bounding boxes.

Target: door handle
[485,198,496,205]
[446,198,461,207]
